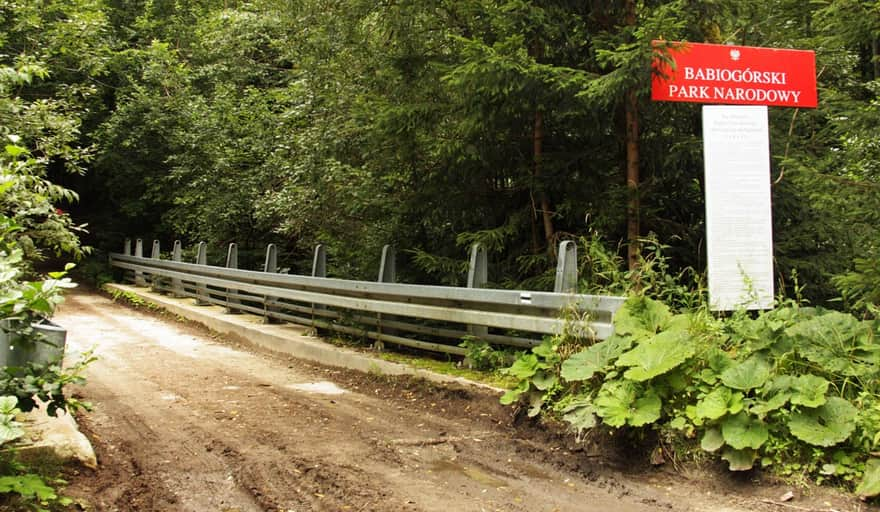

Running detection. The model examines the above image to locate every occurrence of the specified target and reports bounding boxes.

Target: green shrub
[501,295,880,496]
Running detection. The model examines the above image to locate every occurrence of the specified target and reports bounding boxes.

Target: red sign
[651,41,817,108]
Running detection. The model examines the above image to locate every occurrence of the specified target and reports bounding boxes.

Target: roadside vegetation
[499,239,880,497]
[0,48,93,511]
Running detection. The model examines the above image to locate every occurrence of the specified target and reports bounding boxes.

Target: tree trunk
[534,109,555,253]
[625,90,640,271]
[624,0,640,271]
[529,40,555,254]
[874,39,879,81]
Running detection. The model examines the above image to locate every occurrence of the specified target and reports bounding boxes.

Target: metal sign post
[651,41,817,310]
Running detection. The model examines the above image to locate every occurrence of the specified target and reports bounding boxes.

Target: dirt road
[54,291,862,511]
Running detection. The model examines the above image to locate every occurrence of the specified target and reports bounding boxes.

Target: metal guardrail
[110,239,625,357]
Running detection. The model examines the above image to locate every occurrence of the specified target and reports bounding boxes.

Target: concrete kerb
[104,284,504,394]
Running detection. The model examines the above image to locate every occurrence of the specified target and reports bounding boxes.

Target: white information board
[703,105,775,310]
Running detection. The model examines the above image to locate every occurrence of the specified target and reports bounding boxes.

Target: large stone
[14,402,96,470]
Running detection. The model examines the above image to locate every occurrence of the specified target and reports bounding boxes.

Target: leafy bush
[0,123,90,508]
[501,295,880,495]
[0,355,94,417]
[0,396,74,511]
[459,337,517,371]
[833,252,880,317]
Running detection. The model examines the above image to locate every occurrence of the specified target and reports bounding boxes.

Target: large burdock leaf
[560,398,598,437]
[527,391,545,417]
[721,413,769,450]
[614,296,672,338]
[531,370,556,391]
[560,335,632,382]
[505,353,540,379]
[594,381,661,428]
[500,380,529,405]
[750,392,790,417]
[752,375,795,416]
[722,447,757,471]
[595,381,634,427]
[856,459,880,498]
[629,393,663,427]
[787,310,879,377]
[787,397,857,447]
[720,354,771,391]
[616,330,695,382]
[695,387,733,420]
[700,428,724,452]
[789,374,829,408]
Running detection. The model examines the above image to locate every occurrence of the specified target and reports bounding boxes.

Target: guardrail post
[311,244,326,278]
[375,245,397,350]
[378,245,396,283]
[225,243,241,314]
[263,244,278,273]
[553,240,577,294]
[262,244,278,323]
[171,240,184,297]
[120,238,133,283]
[310,244,328,325]
[134,239,146,286]
[149,240,161,291]
[466,243,489,341]
[194,242,209,305]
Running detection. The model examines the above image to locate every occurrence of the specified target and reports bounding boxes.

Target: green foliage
[501,293,880,494]
[0,472,74,511]
[0,20,92,504]
[0,214,77,332]
[4,0,864,308]
[594,380,661,428]
[833,253,880,315]
[499,337,560,419]
[0,396,24,445]
[560,335,632,382]
[0,395,73,511]
[459,337,516,372]
[0,353,95,417]
[856,459,880,498]
[719,355,771,391]
[616,329,694,382]
[787,397,858,448]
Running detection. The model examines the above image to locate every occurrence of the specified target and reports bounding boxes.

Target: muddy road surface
[55,291,862,511]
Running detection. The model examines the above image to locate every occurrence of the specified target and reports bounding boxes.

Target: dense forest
[2,0,879,304]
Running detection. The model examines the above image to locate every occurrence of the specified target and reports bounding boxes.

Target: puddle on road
[509,461,551,480]
[429,459,507,488]
[286,381,347,395]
